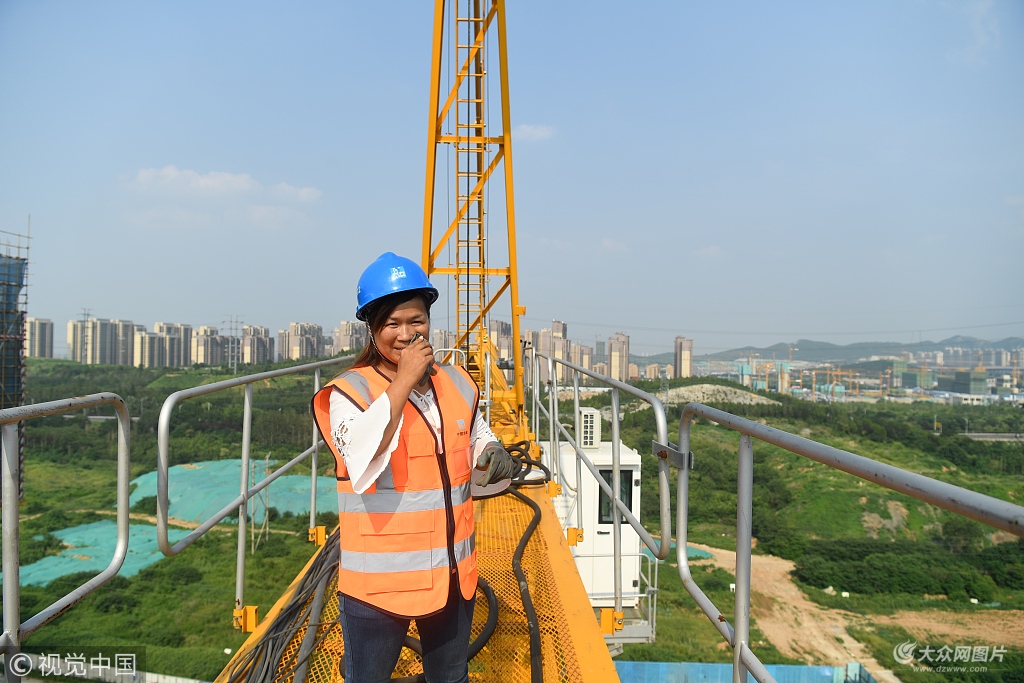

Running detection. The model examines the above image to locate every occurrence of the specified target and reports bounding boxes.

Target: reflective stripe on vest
[310,363,480,617]
[340,535,475,574]
[338,481,471,515]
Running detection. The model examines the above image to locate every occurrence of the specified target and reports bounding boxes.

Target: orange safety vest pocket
[392,433,437,489]
[364,568,433,594]
[359,510,436,537]
[448,443,473,479]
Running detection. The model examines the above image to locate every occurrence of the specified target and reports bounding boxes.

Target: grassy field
[8,360,1024,679]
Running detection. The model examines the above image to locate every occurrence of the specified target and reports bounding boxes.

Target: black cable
[509,487,544,683]
[292,573,329,683]
[228,534,340,683]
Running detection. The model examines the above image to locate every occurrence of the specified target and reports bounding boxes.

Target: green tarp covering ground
[129,459,336,525]
[14,521,190,587]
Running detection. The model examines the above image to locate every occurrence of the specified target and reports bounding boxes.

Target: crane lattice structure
[421,0,527,444]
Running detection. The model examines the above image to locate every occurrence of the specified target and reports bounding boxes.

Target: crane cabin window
[598,469,633,524]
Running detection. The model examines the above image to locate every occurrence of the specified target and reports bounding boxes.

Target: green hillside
[9,361,1024,680]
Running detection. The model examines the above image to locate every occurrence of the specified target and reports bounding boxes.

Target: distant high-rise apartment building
[279,323,325,361]
[488,319,513,362]
[595,341,605,364]
[645,363,660,380]
[26,318,53,358]
[192,326,230,365]
[154,323,192,367]
[242,325,275,364]
[86,319,116,365]
[67,320,84,363]
[134,329,165,368]
[432,329,456,352]
[674,336,693,379]
[111,320,135,365]
[628,363,639,380]
[68,318,133,365]
[593,361,608,376]
[522,329,539,353]
[608,332,630,382]
[129,322,194,368]
[335,320,368,352]
[551,320,567,339]
[570,342,593,371]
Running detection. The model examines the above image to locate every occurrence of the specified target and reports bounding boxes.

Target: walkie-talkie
[409,332,435,381]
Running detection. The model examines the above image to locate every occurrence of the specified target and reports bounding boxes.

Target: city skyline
[29,308,1024,368]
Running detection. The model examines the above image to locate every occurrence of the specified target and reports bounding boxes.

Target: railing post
[547,356,557,476]
[533,352,540,443]
[235,383,253,627]
[485,350,492,424]
[309,368,321,532]
[551,359,561,480]
[610,388,623,628]
[734,434,754,683]
[573,370,583,530]
[2,422,21,668]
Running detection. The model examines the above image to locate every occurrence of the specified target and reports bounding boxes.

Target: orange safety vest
[311,363,479,618]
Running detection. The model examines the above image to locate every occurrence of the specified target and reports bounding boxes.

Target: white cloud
[949,0,1000,64]
[272,182,322,202]
[124,165,322,234]
[513,124,555,142]
[133,165,257,195]
[131,165,321,202]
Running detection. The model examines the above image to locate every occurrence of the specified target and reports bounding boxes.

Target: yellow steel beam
[495,0,526,416]
[432,267,510,276]
[450,277,510,351]
[436,2,499,133]
[420,0,448,270]
[428,149,504,266]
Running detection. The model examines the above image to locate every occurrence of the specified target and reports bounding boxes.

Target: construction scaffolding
[0,229,29,502]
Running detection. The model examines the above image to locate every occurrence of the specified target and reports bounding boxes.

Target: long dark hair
[351,290,432,369]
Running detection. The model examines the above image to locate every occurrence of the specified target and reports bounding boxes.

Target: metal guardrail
[530,353,1024,683]
[529,351,672,640]
[156,356,351,624]
[675,402,1024,683]
[0,394,132,662]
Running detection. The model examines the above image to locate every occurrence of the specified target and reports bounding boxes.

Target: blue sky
[1,0,1021,357]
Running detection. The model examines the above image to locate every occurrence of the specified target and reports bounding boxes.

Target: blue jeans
[339,581,475,683]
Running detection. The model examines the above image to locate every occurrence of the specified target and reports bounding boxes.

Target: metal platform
[215,486,620,683]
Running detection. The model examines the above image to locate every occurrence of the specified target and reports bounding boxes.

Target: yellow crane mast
[420,0,528,446]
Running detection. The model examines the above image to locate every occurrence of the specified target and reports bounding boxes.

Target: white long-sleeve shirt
[329,385,497,494]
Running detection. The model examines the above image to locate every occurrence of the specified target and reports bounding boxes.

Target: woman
[312,252,517,683]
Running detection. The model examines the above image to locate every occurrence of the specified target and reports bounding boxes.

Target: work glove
[472,442,519,486]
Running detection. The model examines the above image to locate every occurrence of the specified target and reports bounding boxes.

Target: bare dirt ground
[872,610,1024,648]
[80,509,301,535]
[689,542,902,683]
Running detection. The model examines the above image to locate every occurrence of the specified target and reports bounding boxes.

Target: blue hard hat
[356,252,439,321]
